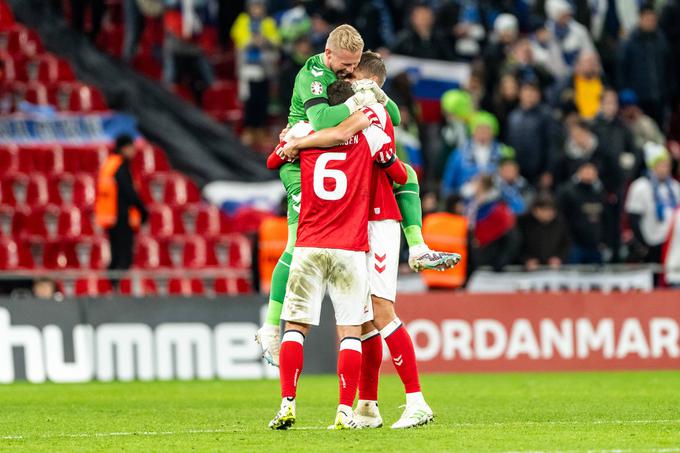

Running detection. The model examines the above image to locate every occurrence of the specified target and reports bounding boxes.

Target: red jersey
[363,104,403,222]
[291,122,393,251]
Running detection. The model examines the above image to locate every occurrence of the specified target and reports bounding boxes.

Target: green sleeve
[306,103,352,130]
[385,98,401,127]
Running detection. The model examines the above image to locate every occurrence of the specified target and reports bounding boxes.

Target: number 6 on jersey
[313,152,347,200]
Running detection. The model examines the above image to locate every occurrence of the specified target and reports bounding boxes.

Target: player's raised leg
[397,163,461,271]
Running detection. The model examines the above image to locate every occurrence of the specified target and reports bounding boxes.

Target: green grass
[0,371,679,452]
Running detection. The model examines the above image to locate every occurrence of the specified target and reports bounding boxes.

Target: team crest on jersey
[310,81,323,95]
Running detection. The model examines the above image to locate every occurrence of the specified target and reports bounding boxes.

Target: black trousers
[107,223,134,271]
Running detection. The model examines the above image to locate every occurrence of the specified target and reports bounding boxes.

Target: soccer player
[257,32,459,366]
[279,52,451,429]
[268,81,409,430]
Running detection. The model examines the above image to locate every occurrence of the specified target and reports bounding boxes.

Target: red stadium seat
[0,237,34,269]
[0,2,15,30]
[202,81,242,123]
[74,277,113,296]
[118,277,158,296]
[77,145,109,173]
[206,235,252,268]
[58,205,94,238]
[194,204,224,237]
[75,236,109,269]
[147,204,174,238]
[96,23,124,57]
[36,56,76,83]
[68,84,108,112]
[48,81,80,111]
[72,174,96,208]
[0,205,14,236]
[23,80,49,105]
[132,51,162,80]
[3,205,29,237]
[173,235,207,268]
[0,52,16,82]
[0,144,17,174]
[48,173,74,206]
[163,174,201,206]
[134,235,171,268]
[16,146,63,174]
[0,25,43,57]
[42,239,79,269]
[167,277,204,296]
[25,174,49,207]
[132,145,171,175]
[213,277,252,295]
[140,173,170,204]
[0,172,28,206]
[24,204,60,239]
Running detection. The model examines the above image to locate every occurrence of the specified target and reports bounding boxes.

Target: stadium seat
[194,204,225,237]
[0,237,34,269]
[77,145,109,173]
[0,205,13,236]
[118,276,158,296]
[0,1,15,30]
[74,277,113,297]
[202,81,242,123]
[25,174,49,207]
[67,84,108,112]
[0,25,43,57]
[36,55,76,83]
[180,235,207,268]
[75,236,109,269]
[163,174,201,206]
[48,81,79,111]
[167,277,204,296]
[72,174,96,208]
[0,52,16,82]
[147,204,175,238]
[213,277,252,295]
[23,80,49,105]
[207,235,252,269]
[58,205,94,238]
[0,144,17,174]
[0,172,28,206]
[48,173,74,206]
[140,173,170,204]
[24,204,60,239]
[132,144,170,176]
[131,50,162,80]
[134,235,171,268]
[96,23,123,57]
[4,205,29,237]
[42,239,79,269]
[16,146,64,174]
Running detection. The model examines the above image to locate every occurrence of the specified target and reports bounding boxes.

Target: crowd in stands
[57,0,680,274]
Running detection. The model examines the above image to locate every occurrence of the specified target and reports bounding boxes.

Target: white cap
[546,0,572,20]
[494,14,518,33]
[643,142,671,169]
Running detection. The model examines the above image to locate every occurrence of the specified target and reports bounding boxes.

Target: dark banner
[0,296,336,383]
[391,291,680,373]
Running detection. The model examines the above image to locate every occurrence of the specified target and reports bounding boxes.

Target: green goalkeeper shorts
[280,162,301,226]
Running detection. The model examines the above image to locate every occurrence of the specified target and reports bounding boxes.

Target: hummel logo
[311,68,324,77]
[393,355,403,366]
[375,264,386,274]
[374,253,386,263]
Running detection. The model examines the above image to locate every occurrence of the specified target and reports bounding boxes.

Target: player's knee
[337,325,361,339]
[285,321,310,337]
[361,321,376,335]
[371,296,396,329]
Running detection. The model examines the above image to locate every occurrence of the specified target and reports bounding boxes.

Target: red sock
[382,319,421,394]
[279,330,305,399]
[338,337,362,407]
[358,331,382,401]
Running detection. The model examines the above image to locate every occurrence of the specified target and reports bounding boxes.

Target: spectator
[32,277,59,300]
[558,161,606,264]
[618,4,672,128]
[506,78,558,188]
[450,1,486,61]
[593,88,643,261]
[553,119,614,190]
[123,0,163,63]
[278,1,311,51]
[439,89,474,178]
[619,89,666,149]
[95,135,149,272]
[625,143,680,263]
[501,38,554,92]
[279,37,313,109]
[482,14,519,95]
[489,73,519,141]
[497,155,534,215]
[422,191,440,216]
[468,174,520,272]
[441,111,509,198]
[391,4,454,60]
[590,0,638,79]
[163,0,217,103]
[309,8,337,54]
[551,51,606,119]
[518,193,570,270]
[530,21,569,79]
[231,0,281,148]
[545,0,595,68]
[659,0,680,108]
[350,0,395,51]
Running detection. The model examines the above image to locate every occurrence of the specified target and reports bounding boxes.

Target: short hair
[326,24,364,53]
[327,80,355,106]
[357,51,387,86]
[114,134,134,153]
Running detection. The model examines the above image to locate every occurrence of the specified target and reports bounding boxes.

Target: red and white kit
[363,104,403,302]
[282,121,396,326]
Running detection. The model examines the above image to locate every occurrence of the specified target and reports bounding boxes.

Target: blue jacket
[441,140,503,198]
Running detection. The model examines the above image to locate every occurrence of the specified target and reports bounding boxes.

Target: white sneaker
[354,400,383,428]
[328,405,363,430]
[408,248,461,272]
[391,402,434,429]
[269,398,296,430]
[255,324,280,367]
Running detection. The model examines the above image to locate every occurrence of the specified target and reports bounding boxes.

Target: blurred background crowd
[48,0,680,275]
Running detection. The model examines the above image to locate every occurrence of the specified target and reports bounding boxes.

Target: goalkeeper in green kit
[256,24,459,366]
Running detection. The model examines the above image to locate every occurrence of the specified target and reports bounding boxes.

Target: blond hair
[326,24,364,53]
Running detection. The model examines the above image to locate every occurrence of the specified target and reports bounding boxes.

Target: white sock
[406,391,425,406]
[409,244,428,256]
[282,397,295,408]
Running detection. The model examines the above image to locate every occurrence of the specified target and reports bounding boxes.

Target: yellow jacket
[230,13,281,49]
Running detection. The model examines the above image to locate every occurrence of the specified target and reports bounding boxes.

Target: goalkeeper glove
[344,90,378,113]
[351,79,389,105]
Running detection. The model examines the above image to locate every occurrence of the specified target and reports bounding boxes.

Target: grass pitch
[0,371,679,452]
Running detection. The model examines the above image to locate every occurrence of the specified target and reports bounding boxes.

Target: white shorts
[282,247,372,326]
[368,220,400,302]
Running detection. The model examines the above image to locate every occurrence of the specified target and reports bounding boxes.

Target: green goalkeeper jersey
[287,53,338,126]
